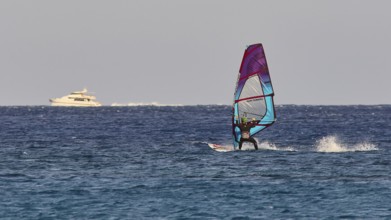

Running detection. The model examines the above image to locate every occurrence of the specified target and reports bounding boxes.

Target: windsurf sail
[232,44,276,148]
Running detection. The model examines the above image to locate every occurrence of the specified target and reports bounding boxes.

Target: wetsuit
[237,120,260,150]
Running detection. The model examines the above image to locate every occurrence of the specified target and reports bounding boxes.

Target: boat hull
[50,99,101,107]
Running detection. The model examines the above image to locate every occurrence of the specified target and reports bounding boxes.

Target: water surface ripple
[0,105,390,219]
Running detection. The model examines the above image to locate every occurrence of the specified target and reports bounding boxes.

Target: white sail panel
[238,75,264,99]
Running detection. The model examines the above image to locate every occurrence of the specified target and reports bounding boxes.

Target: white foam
[315,136,378,153]
[111,102,184,107]
[232,139,295,151]
[257,140,296,151]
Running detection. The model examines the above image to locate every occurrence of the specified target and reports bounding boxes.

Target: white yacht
[49,88,102,107]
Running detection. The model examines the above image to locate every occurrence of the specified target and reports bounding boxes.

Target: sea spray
[315,136,378,152]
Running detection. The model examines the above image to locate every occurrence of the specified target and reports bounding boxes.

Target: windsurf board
[208,143,235,152]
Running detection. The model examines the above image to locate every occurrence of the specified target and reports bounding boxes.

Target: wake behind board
[208,143,235,152]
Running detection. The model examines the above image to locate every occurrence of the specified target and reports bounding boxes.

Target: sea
[0,105,390,219]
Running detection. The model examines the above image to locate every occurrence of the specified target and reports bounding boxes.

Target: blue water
[0,105,390,219]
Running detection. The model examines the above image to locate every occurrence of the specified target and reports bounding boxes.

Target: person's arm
[250,120,260,127]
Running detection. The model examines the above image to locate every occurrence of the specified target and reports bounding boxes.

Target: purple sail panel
[232,44,276,148]
[238,44,272,93]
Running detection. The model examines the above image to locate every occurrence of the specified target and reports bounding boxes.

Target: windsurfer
[237,117,260,150]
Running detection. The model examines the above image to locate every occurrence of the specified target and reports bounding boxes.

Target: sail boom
[234,94,274,103]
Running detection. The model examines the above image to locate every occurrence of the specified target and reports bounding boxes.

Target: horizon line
[0,103,391,107]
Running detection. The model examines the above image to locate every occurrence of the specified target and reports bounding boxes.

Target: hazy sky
[1,1,390,105]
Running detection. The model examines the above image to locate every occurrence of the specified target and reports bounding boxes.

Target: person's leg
[250,137,258,150]
[239,138,243,150]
